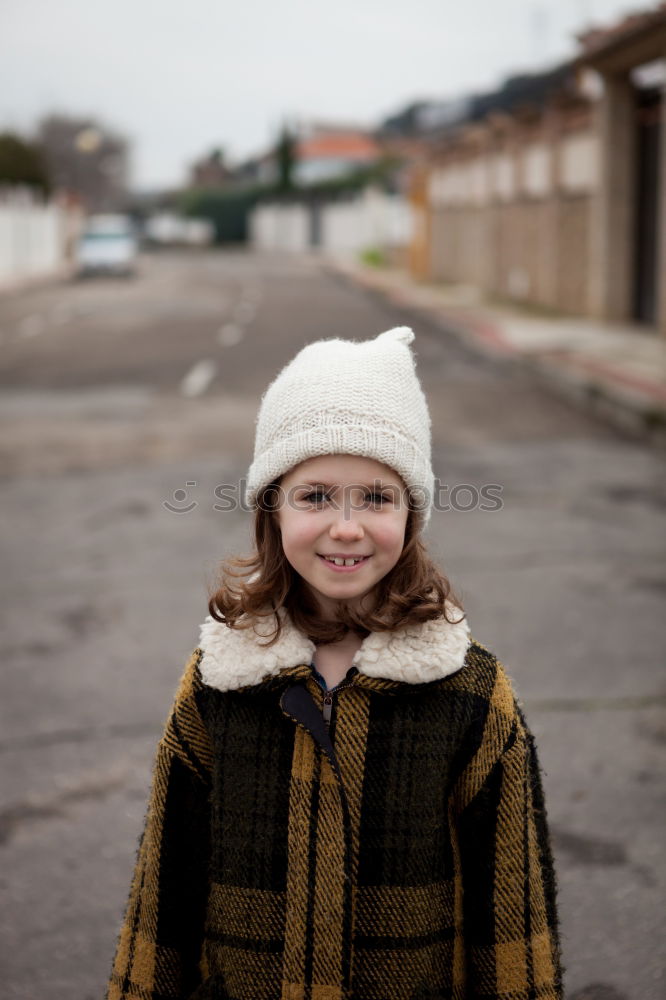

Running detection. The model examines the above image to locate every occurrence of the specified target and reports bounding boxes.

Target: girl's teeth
[325,556,363,566]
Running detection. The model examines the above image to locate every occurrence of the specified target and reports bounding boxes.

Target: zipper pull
[322,693,333,726]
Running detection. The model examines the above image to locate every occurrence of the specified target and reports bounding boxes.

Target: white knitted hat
[246,326,434,527]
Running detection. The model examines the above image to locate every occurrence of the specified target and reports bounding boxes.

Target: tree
[37,114,130,211]
[275,124,297,193]
[0,133,51,193]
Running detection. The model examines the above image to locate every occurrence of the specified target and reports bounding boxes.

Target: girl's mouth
[317,554,370,572]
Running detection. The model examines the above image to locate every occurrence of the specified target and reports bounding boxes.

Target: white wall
[523,142,552,198]
[429,127,599,209]
[250,202,310,252]
[560,132,600,194]
[322,188,412,253]
[145,212,214,245]
[0,187,82,289]
[249,188,413,255]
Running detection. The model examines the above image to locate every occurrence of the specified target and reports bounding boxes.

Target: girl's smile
[317,553,371,571]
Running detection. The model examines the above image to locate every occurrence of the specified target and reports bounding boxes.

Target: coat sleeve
[456,692,563,999]
[107,651,213,1000]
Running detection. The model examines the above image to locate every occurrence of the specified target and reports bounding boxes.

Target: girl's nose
[329,511,364,540]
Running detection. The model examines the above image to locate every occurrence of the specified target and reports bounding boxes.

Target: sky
[1,0,645,190]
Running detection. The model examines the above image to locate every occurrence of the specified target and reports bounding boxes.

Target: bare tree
[37,114,130,211]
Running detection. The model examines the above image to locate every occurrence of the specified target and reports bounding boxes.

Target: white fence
[249,187,413,256]
[250,202,310,253]
[0,187,83,291]
[144,212,215,246]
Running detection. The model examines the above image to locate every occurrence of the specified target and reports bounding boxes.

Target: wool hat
[246,326,434,526]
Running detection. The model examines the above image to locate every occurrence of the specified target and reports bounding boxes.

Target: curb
[327,259,666,447]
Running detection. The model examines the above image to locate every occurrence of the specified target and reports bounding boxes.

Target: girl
[107,327,562,1000]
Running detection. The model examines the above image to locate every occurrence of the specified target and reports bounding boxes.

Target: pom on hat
[377,326,415,346]
[246,326,434,527]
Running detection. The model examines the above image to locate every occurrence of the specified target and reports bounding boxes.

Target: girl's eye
[301,491,389,505]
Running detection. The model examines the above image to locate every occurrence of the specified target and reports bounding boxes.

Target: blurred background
[0,2,665,998]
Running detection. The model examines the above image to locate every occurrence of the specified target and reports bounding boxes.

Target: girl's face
[276,454,409,620]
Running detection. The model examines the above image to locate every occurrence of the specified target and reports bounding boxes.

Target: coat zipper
[319,675,357,993]
[283,677,356,993]
[321,674,356,729]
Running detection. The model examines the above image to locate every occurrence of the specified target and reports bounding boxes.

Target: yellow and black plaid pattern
[107,651,212,1000]
[107,641,562,999]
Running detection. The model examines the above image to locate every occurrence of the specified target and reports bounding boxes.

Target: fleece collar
[198,604,471,692]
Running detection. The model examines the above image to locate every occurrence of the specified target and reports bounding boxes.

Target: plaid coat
[107,607,562,1000]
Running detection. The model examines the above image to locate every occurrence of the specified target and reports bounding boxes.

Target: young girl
[107,327,562,1000]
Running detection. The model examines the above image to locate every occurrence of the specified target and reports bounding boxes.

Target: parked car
[75,214,138,277]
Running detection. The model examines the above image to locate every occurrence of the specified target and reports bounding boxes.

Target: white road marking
[180,359,218,397]
[218,323,244,347]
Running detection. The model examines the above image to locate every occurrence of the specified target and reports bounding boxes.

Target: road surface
[0,250,664,999]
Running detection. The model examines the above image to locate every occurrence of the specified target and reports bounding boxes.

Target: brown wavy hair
[208,483,465,647]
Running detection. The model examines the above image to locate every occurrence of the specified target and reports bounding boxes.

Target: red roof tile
[297,132,381,161]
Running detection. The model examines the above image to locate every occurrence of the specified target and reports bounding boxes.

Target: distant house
[189,150,231,189]
[229,123,384,190]
[231,151,279,187]
[294,126,382,185]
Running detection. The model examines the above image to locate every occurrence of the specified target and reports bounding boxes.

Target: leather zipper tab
[320,670,357,730]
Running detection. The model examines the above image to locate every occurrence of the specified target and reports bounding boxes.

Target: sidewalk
[328,258,666,446]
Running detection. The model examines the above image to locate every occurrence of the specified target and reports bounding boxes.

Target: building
[294,124,382,185]
[578,4,666,331]
[410,3,666,336]
[189,149,231,188]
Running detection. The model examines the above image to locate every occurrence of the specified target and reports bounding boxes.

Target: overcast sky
[1,0,643,189]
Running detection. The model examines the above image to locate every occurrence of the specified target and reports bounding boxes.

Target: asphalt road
[0,250,664,1000]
